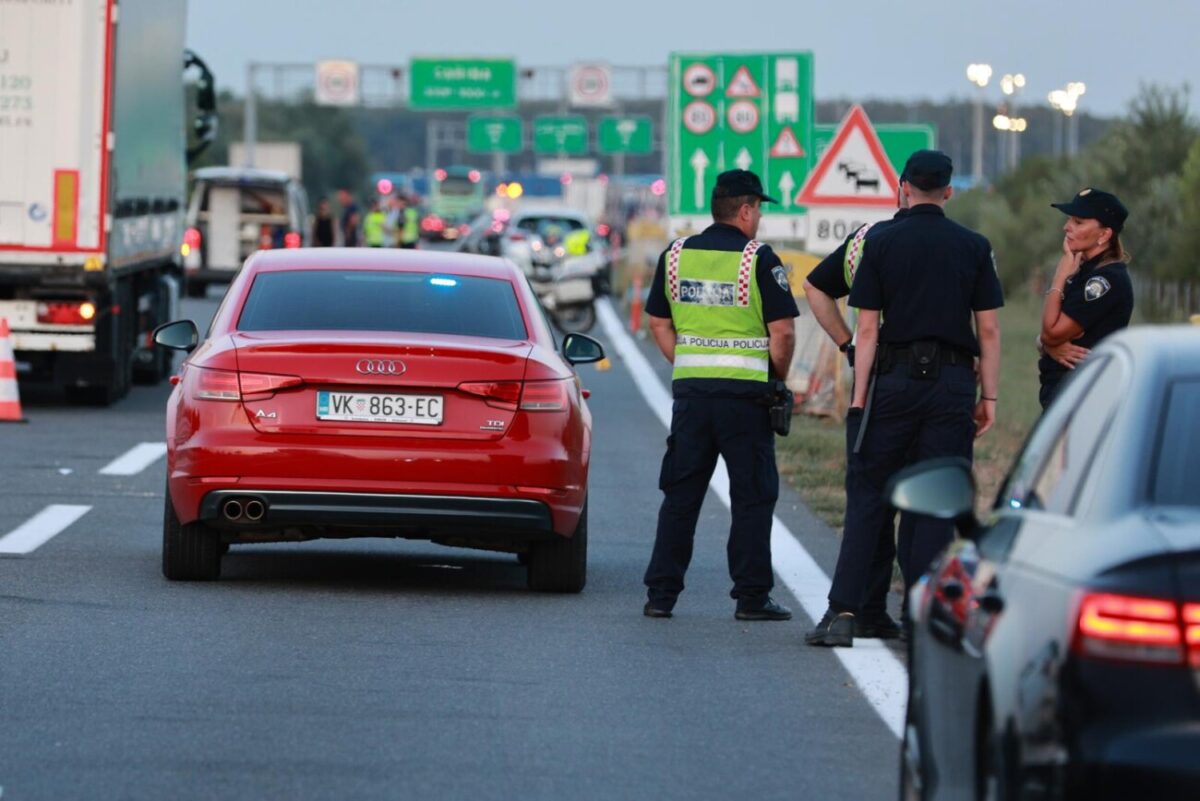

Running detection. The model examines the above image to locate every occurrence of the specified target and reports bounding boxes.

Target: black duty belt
[884,343,975,367]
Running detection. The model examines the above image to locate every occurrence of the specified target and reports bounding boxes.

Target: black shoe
[735,597,792,621]
[854,611,902,640]
[805,608,855,647]
[643,601,673,619]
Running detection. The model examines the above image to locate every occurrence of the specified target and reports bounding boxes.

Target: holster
[768,380,794,436]
[908,340,941,380]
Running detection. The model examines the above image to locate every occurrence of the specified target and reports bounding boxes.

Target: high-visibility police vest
[402,207,420,244]
[363,210,387,246]
[666,236,770,383]
[843,222,874,287]
[564,228,590,256]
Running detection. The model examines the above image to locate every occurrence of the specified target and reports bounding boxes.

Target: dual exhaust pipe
[221,496,266,523]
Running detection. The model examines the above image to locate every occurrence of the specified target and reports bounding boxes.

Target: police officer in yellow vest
[643,169,800,620]
[363,201,387,248]
[564,227,590,256]
[398,195,420,249]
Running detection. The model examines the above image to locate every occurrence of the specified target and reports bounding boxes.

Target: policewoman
[807,150,1004,647]
[1038,188,1133,408]
[642,169,800,620]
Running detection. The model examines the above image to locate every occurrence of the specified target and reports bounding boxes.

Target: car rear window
[237,270,528,340]
[1152,378,1200,507]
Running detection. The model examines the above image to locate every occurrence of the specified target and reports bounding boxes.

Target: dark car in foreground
[891,326,1200,800]
[154,248,604,592]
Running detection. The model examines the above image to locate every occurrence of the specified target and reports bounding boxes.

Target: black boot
[804,607,855,647]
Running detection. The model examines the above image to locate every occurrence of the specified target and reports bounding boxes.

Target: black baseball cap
[902,149,953,190]
[1051,188,1128,233]
[712,169,779,204]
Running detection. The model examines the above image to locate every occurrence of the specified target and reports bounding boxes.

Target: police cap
[712,169,779,204]
[1051,188,1129,233]
[902,150,953,190]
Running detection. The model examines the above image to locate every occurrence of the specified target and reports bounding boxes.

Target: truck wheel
[162,483,222,581]
[186,280,206,298]
[527,498,587,593]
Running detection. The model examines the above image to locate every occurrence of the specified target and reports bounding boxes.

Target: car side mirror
[562,333,605,365]
[153,320,199,353]
[886,457,980,538]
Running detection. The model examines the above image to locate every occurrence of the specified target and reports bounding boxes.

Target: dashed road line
[98,442,167,476]
[0,505,91,555]
[597,298,907,739]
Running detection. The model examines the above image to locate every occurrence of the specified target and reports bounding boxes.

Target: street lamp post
[966,63,993,185]
[1000,73,1026,168]
[1048,82,1086,157]
[992,112,1028,174]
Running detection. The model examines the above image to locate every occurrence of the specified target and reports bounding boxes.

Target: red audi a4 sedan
[153,248,605,592]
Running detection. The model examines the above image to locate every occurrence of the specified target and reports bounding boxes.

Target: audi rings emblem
[355,359,405,376]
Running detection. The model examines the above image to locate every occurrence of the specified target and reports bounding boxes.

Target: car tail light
[191,367,301,401]
[507,232,526,242]
[182,227,202,257]
[36,301,96,325]
[259,226,274,249]
[284,231,301,249]
[1186,603,1200,669]
[1073,591,1185,665]
[520,379,569,411]
[458,381,522,410]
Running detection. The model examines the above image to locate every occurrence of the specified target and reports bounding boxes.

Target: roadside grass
[778,293,1047,530]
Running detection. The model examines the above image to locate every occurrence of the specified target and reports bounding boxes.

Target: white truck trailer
[0,0,215,403]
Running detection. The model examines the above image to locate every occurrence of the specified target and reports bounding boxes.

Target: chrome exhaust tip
[221,499,243,521]
[243,499,266,522]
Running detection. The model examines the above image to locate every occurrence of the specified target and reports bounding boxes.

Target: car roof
[1096,324,1200,372]
[194,167,295,186]
[510,207,590,222]
[245,247,524,281]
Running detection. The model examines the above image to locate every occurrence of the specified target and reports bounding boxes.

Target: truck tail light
[36,301,97,325]
[259,226,274,250]
[519,379,569,411]
[191,367,301,401]
[284,231,301,249]
[1073,591,1185,665]
[1185,603,1200,669]
[457,381,521,410]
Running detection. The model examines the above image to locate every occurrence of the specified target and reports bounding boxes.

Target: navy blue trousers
[644,397,778,609]
[830,363,976,613]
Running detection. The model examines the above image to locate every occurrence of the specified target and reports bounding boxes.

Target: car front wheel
[162,484,222,580]
[527,498,587,593]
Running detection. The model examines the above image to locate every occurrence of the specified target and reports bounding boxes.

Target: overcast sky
[186,0,1197,117]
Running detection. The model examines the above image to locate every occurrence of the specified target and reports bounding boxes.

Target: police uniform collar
[707,222,751,237]
[908,204,945,216]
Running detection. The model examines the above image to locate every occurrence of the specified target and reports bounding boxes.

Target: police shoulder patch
[771,264,790,292]
[1084,275,1111,301]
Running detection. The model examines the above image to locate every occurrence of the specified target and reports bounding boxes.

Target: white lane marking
[597,298,907,739]
[0,505,91,555]
[98,442,167,476]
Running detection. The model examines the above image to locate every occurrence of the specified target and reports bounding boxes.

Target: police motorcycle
[525,228,600,334]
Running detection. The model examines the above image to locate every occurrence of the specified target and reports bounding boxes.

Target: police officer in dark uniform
[643,169,800,620]
[806,150,1004,647]
[1038,188,1133,408]
[801,179,910,641]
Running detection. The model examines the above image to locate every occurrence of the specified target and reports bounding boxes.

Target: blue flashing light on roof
[429,277,458,288]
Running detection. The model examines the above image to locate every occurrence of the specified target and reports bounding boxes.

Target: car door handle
[979,590,1005,614]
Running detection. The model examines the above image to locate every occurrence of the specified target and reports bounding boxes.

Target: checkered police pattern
[737,240,761,307]
[666,237,688,302]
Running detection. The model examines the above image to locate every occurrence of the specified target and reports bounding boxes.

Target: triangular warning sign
[725,66,761,98]
[794,105,901,208]
[770,127,805,158]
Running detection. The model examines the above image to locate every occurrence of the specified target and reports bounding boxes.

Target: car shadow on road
[214,546,537,597]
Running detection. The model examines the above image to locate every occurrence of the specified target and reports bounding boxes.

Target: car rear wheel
[527,498,587,593]
[185,280,206,298]
[162,484,222,581]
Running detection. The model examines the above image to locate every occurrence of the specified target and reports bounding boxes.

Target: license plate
[316,391,443,425]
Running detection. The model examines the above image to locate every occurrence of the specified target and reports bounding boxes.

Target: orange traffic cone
[0,317,27,423]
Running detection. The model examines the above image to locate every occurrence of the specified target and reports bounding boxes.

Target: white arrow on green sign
[467,115,523,154]
[599,116,653,154]
[533,115,589,155]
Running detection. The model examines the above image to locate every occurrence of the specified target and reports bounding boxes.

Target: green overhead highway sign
[669,51,814,218]
[813,123,936,176]
[598,116,653,154]
[467,115,523,154]
[409,58,517,110]
[533,115,589,155]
